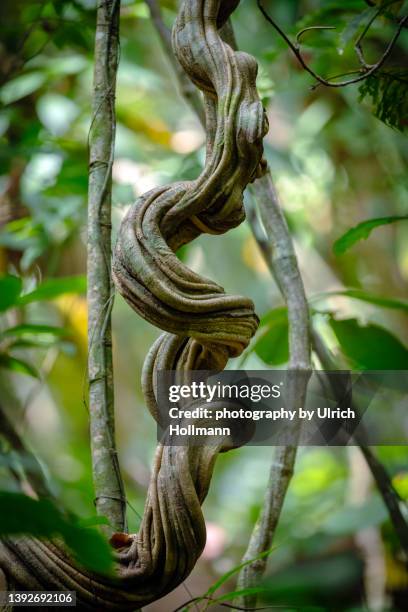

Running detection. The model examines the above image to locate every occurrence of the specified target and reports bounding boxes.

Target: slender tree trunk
[235,174,312,608]
[87,0,126,534]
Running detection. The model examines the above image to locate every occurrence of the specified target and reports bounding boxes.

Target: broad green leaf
[338,7,378,52]
[329,317,408,369]
[259,305,288,327]
[393,473,408,500]
[313,289,408,313]
[37,94,79,137]
[0,218,46,256]
[333,216,408,255]
[7,339,61,350]
[254,308,289,366]
[63,527,113,575]
[259,553,361,604]
[0,492,113,574]
[0,72,46,105]
[77,516,111,529]
[42,55,89,77]
[0,275,22,312]
[0,354,39,378]
[18,275,87,304]
[323,496,387,535]
[1,324,68,339]
[295,1,370,31]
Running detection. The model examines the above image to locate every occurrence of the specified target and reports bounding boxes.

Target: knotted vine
[0,1,267,608]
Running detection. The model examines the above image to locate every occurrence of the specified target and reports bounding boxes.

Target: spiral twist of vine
[0,1,267,608]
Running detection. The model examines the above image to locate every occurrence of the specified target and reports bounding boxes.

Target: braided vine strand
[0,2,267,609]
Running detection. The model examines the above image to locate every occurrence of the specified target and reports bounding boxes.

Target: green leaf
[63,527,113,575]
[77,516,111,529]
[18,275,87,304]
[254,307,289,366]
[37,93,79,137]
[313,289,408,313]
[0,492,113,574]
[205,546,277,598]
[323,496,387,535]
[329,317,408,369]
[358,69,408,131]
[333,215,408,255]
[0,354,39,378]
[0,72,46,105]
[7,339,61,350]
[211,587,269,606]
[0,275,22,312]
[259,305,288,327]
[260,553,361,604]
[338,6,378,53]
[1,324,68,339]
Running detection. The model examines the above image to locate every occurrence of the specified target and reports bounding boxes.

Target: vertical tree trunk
[87,0,126,534]
[235,174,312,608]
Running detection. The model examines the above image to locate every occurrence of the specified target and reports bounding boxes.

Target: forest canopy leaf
[0,275,22,312]
[19,275,87,304]
[315,289,408,313]
[0,72,46,105]
[0,354,39,379]
[322,496,387,535]
[329,317,408,369]
[338,6,378,52]
[358,70,408,131]
[1,324,69,339]
[254,307,289,365]
[205,545,277,597]
[0,492,113,574]
[211,586,269,605]
[333,216,408,255]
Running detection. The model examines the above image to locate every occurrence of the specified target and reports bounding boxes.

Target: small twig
[352,2,393,70]
[295,25,336,45]
[364,0,408,27]
[257,0,407,89]
[0,401,53,499]
[22,346,59,417]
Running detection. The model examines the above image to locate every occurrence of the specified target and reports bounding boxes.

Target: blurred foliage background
[0,0,407,609]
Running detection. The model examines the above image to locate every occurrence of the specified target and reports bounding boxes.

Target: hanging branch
[87,0,126,534]
[257,0,407,89]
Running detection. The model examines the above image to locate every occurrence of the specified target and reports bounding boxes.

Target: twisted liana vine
[0,1,267,608]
